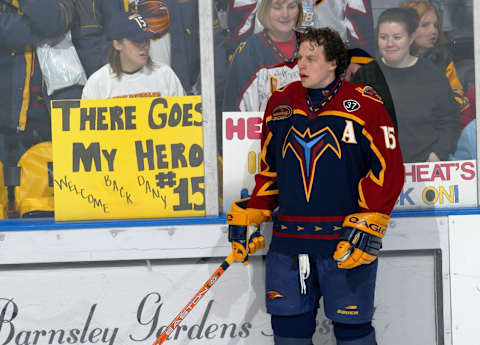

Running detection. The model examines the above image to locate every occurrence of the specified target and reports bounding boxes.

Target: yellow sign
[51,96,205,221]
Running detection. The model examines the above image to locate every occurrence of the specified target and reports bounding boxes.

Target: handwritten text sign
[51,97,205,221]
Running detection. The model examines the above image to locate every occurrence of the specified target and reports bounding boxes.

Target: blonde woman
[223,0,303,112]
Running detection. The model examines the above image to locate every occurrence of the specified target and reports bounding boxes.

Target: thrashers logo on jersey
[272,105,293,120]
[282,126,341,202]
[355,86,383,103]
[267,291,285,300]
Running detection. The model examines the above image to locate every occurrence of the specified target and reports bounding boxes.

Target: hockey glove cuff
[333,212,389,269]
[227,198,271,265]
[228,224,265,265]
[227,198,272,226]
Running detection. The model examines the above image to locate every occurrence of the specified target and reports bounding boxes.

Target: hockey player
[227,27,404,344]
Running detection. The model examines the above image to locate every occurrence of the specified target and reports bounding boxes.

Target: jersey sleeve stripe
[361,128,386,186]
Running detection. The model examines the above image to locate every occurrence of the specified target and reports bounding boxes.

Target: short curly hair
[297,27,348,77]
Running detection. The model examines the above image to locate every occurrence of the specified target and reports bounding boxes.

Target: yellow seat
[14,142,54,218]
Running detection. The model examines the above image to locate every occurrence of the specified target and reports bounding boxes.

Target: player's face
[378,21,415,67]
[415,10,439,52]
[114,38,151,72]
[297,41,337,89]
[267,0,299,41]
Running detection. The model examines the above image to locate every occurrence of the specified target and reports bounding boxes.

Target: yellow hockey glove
[226,198,272,226]
[333,213,389,269]
[226,198,271,265]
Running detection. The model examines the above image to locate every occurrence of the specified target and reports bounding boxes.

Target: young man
[227,28,404,345]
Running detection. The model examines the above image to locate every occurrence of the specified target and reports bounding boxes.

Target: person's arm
[445,60,470,112]
[0,3,45,46]
[81,83,94,99]
[227,91,279,237]
[344,48,373,82]
[164,66,186,97]
[222,39,259,112]
[430,72,462,160]
[81,72,101,99]
[333,99,404,268]
[356,102,405,215]
[226,92,278,263]
[449,120,477,161]
[226,0,257,55]
[19,0,74,39]
[245,96,279,212]
[352,61,398,130]
[100,0,126,23]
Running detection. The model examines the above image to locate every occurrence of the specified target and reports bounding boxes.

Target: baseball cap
[107,12,155,42]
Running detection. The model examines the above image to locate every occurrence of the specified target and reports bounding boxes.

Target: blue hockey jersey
[247,80,404,254]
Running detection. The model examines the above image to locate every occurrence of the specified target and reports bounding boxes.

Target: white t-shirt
[81,63,185,99]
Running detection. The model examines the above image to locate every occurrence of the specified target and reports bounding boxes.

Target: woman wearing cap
[82,12,184,99]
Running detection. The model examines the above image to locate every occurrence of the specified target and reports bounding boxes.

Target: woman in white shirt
[82,12,185,99]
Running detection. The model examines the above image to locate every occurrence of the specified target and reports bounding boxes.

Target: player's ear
[329,58,337,72]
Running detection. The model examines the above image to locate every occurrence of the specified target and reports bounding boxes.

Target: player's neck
[307,77,339,106]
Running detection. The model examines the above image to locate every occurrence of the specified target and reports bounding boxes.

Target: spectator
[82,12,185,99]
[449,119,477,161]
[0,0,75,167]
[226,0,376,58]
[353,7,461,163]
[222,0,303,112]
[71,0,125,78]
[127,0,171,67]
[222,0,379,112]
[400,1,470,112]
[128,1,227,106]
[447,0,473,40]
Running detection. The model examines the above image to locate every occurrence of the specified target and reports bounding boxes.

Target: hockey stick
[152,251,236,345]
